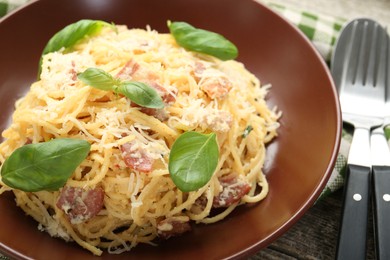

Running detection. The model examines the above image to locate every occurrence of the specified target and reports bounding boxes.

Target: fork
[331,18,388,260]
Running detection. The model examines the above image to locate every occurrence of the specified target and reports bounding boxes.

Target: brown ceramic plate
[0,0,341,259]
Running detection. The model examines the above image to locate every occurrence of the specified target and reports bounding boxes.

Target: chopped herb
[242,125,254,138]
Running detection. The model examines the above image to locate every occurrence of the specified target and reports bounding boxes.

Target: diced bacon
[157,218,191,239]
[116,60,140,81]
[56,186,105,224]
[192,61,206,81]
[200,76,232,99]
[24,138,33,145]
[148,82,176,104]
[120,141,153,172]
[192,61,233,99]
[132,105,169,121]
[213,176,251,208]
[117,60,177,119]
[69,61,78,81]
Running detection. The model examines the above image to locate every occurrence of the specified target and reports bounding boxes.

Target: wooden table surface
[250,189,375,259]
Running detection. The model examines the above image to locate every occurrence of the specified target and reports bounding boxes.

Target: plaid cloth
[0,1,350,198]
[264,1,346,62]
[0,0,28,17]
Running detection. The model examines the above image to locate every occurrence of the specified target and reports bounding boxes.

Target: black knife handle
[336,164,370,260]
[372,165,390,260]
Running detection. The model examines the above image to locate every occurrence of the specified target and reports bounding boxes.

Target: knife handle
[372,165,390,260]
[336,164,370,260]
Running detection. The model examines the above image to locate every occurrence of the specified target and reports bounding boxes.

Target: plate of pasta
[0,0,341,259]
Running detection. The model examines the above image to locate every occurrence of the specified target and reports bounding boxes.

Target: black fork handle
[336,164,370,260]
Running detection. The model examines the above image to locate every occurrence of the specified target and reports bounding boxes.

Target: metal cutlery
[331,18,388,260]
[370,32,390,260]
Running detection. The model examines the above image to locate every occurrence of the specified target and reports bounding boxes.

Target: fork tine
[366,22,388,88]
[344,20,387,90]
[343,20,361,86]
[364,21,378,87]
[353,20,369,86]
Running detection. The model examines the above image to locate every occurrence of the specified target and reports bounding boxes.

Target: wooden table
[251,189,375,259]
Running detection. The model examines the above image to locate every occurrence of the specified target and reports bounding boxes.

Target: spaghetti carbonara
[0,23,280,255]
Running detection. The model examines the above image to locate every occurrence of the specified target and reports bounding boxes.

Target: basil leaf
[1,139,90,192]
[78,67,120,91]
[39,19,112,77]
[168,131,219,192]
[42,19,112,56]
[117,82,164,109]
[78,68,164,109]
[168,21,238,61]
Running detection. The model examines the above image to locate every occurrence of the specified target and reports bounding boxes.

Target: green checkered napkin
[0,0,28,17]
[264,2,347,62]
[0,1,350,198]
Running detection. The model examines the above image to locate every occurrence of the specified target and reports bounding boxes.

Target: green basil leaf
[168,21,238,61]
[39,19,113,77]
[78,67,164,109]
[117,82,164,109]
[42,19,112,56]
[1,139,90,192]
[168,131,219,192]
[78,67,120,91]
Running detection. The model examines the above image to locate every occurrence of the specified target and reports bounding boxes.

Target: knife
[371,126,390,260]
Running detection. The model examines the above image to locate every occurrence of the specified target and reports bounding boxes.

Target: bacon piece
[157,218,191,239]
[69,61,78,82]
[56,186,104,224]
[148,82,176,104]
[213,176,251,208]
[116,60,140,81]
[24,138,33,145]
[192,61,233,99]
[117,60,176,104]
[192,61,206,82]
[120,140,153,172]
[117,60,176,120]
[133,106,169,121]
[200,76,232,99]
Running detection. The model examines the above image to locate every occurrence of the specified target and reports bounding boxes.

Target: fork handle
[336,164,370,260]
[372,165,390,260]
